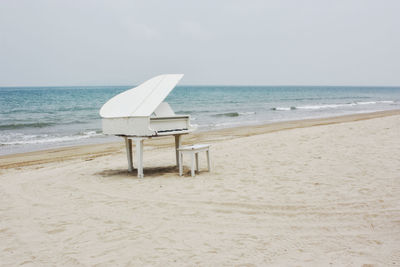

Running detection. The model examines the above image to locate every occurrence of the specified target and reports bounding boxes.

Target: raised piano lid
[100,74,184,118]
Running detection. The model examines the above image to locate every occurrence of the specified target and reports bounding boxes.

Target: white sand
[1,113,400,266]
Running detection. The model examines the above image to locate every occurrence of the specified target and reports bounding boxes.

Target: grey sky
[0,0,399,86]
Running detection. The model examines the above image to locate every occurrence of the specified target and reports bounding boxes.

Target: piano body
[99,74,195,178]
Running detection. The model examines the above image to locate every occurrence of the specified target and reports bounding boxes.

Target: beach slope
[1,112,400,265]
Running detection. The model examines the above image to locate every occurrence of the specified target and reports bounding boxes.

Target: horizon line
[0,84,400,88]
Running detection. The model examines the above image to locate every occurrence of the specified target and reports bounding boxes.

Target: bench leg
[179,151,183,176]
[195,152,199,172]
[191,153,195,177]
[206,149,211,172]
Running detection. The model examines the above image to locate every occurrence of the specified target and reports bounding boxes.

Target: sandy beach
[1,110,400,266]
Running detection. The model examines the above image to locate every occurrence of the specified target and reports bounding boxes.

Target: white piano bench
[178,144,211,177]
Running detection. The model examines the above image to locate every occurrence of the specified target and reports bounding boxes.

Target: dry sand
[1,111,400,266]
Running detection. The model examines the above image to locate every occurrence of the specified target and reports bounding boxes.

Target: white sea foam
[239,112,256,115]
[0,131,102,146]
[356,101,376,105]
[296,103,356,110]
[272,100,396,112]
[273,107,292,111]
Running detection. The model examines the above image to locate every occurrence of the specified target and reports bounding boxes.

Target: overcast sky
[0,0,399,86]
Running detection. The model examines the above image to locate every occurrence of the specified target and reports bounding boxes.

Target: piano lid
[100,74,184,118]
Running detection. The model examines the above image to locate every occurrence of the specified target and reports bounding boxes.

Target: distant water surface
[0,85,399,155]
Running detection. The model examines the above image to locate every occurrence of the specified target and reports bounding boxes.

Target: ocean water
[1,86,399,155]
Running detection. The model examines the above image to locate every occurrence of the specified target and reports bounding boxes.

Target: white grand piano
[99,74,195,178]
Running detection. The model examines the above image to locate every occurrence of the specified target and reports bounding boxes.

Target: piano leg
[135,138,144,178]
[178,151,183,176]
[191,153,196,177]
[174,134,181,167]
[124,137,133,172]
[195,152,199,172]
[206,149,211,172]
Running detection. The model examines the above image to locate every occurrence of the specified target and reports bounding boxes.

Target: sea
[1,86,399,156]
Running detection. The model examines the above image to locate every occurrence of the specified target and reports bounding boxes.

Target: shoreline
[1,109,400,169]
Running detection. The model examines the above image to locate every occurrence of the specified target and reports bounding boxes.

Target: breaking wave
[0,120,91,130]
[0,131,102,146]
[271,107,296,111]
[213,111,256,117]
[0,122,55,130]
[271,101,395,111]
